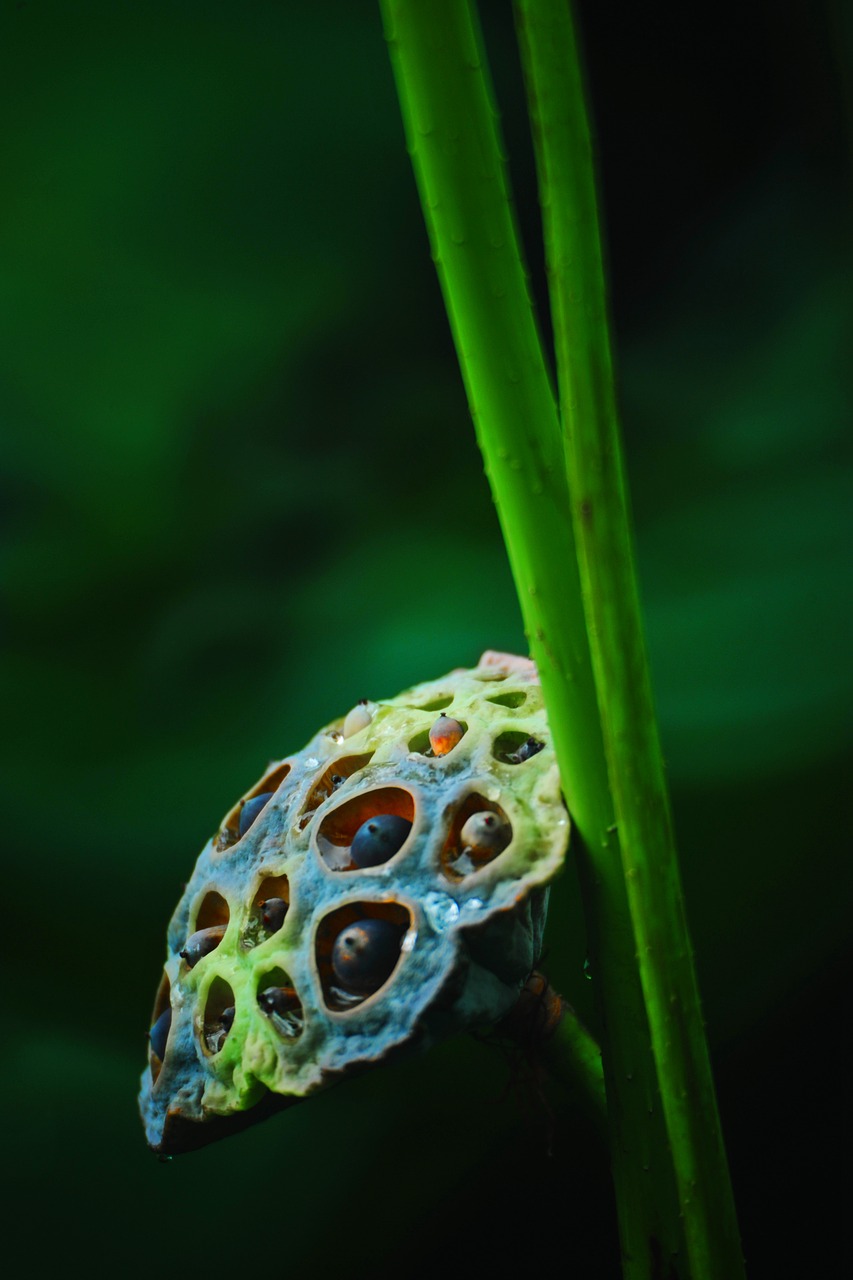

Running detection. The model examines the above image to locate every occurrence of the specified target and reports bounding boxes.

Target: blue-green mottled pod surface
[140,651,570,1153]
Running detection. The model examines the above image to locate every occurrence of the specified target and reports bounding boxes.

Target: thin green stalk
[513,2,745,1276]
[380,3,683,1274]
[498,974,608,1138]
[541,1003,609,1144]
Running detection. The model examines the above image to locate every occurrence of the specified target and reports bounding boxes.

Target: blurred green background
[1,1,849,1275]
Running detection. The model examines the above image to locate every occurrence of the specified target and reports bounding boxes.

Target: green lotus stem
[513,2,745,1276]
[498,973,608,1137]
[543,1003,608,1144]
[380,2,686,1274]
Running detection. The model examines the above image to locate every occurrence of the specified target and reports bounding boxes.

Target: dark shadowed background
[1,1,850,1275]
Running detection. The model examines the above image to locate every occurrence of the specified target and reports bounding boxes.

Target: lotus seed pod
[139,651,570,1154]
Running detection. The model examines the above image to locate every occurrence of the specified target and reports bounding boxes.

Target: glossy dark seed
[220,1006,235,1032]
[260,897,288,933]
[180,924,226,968]
[238,791,274,838]
[511,736,544,763]
[258,986,300,1017]
[350,814,412,869]
[331,918,404,994]
[149,1007,172,1062]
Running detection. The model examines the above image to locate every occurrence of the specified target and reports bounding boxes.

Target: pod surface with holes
[140,650,570,1154]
